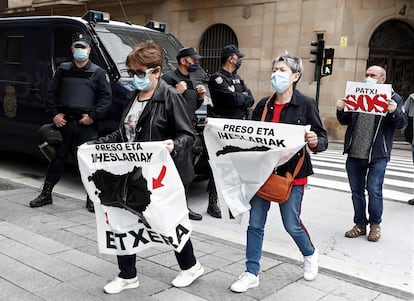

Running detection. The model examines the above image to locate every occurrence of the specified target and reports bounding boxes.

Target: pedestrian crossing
[308,147,414,203]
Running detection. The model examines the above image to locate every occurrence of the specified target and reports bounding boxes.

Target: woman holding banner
[230,53,328,293]
[91,41,204,294]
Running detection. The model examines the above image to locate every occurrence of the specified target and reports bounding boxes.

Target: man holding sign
[336,65,407,242]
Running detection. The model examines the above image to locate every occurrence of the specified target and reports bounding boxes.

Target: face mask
[187,63,199,73]
[73,48,89,61]
[133,74,152,91]
[235,60,242,70]
[365,77,378,84]
[270,71,290,93]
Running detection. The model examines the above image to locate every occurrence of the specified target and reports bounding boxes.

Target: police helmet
[37,124,63,161]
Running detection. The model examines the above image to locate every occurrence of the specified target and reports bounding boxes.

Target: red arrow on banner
[153,165,167,189]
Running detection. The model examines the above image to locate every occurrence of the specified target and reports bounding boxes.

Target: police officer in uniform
[207,44,254,218]
[29,32,112,211]
[162,47,205,221]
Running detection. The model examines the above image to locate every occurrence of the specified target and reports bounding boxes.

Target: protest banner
[77,142,192,255]
[344,81,392,115]
[203,118,309,217]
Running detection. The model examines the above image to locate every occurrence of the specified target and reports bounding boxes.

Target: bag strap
[260,96,273,121]
[292,148,305,178]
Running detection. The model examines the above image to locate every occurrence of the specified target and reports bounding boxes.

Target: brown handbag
[256,96,305,203]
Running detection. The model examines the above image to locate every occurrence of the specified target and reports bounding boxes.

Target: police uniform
[206,45,254,218]
[208,68,254,119]
[162,68,203,129]
[45,59,111,184]
[30,32,112,209]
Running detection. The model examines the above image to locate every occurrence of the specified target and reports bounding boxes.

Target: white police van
[0,11,208,167]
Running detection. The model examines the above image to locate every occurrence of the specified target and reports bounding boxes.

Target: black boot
[86,196,95,213]
[30,181,54,208]
[188,207,202,221]
[207,193,222,218]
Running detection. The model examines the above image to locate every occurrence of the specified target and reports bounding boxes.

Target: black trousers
[46,121,97,184]
[117,239,196,279]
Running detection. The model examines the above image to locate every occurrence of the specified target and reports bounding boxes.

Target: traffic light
[310,39,324,66]
[322,48,335,76]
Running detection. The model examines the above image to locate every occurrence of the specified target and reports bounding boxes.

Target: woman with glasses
[230,53,328,293]
[92,40,204,294]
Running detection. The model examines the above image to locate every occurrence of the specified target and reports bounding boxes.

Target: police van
[0,11,208,172]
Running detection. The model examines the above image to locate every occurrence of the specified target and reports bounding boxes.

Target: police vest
[57,62,100,112]
[163,71,198,122]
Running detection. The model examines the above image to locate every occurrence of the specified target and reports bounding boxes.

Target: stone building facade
[1,0,413,140]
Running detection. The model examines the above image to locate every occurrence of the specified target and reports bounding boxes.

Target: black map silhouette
[88,166,151,227]
[216,145,270,157]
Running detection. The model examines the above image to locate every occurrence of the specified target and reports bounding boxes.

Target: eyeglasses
[127,67,155,78]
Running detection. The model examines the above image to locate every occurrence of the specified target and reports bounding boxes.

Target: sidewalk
[0,178,411,301]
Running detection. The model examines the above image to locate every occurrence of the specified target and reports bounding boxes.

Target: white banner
[77,142,192,255]
[203,118,309,217]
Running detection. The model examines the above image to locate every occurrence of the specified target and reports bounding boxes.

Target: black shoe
[408,198,414,205]
[86,196,95,213]
[29,194,52,208]
[207,204,222,218]
[188,208,202,220]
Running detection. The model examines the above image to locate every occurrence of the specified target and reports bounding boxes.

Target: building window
[199,24,238,75]
[4,36,24,64]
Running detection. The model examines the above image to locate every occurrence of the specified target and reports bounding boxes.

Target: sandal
[368,224,381,242]
[345,225,366,238]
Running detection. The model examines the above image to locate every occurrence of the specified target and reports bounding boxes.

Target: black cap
[72,32,91,47]
[221,44,245,58]
[177,47,202,60]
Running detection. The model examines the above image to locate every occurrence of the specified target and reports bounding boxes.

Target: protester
[207,44,255,218]
[403,93,414,205]
[90,40,204,294]
[336,65,407,241]
[29,32,112,212]
[162,47,205,220]
[230,53,328,293]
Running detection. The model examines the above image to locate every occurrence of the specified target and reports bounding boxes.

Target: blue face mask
[188,63,199,73]
[364,77,378,84]
[73,48,89,61]
[270,71,290,93]
[133,74,153,91]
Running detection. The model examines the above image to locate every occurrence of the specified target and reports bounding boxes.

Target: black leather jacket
[252,90,328,179]
[94,79,195,184]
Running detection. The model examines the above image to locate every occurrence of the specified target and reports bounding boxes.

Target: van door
[0,23,53,153]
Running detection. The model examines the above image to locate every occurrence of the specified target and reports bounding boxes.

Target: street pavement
[0,142,412,300]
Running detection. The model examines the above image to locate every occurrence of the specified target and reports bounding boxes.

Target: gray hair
[272,53,304,81]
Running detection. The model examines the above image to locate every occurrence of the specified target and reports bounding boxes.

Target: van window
[4,36,24,64]
[54,29,73,66]
[94,25,180,77]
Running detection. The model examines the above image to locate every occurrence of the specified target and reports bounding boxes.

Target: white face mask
[365,77,378,84]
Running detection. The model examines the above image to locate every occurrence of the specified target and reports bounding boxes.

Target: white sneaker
[230,272,259,293]
[103,276,139,294]
[303,248,319,281]
[171,261,204,287]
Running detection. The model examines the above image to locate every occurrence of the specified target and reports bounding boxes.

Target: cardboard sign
[77,142,192,255]
[344,81,392,115]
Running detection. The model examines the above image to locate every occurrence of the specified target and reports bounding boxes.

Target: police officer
[29,32,112,212]
[207,44,254,218]
[162,47,205,221]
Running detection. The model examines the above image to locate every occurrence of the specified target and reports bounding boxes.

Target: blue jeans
[345,157,387,227]
[246,185,315,276]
